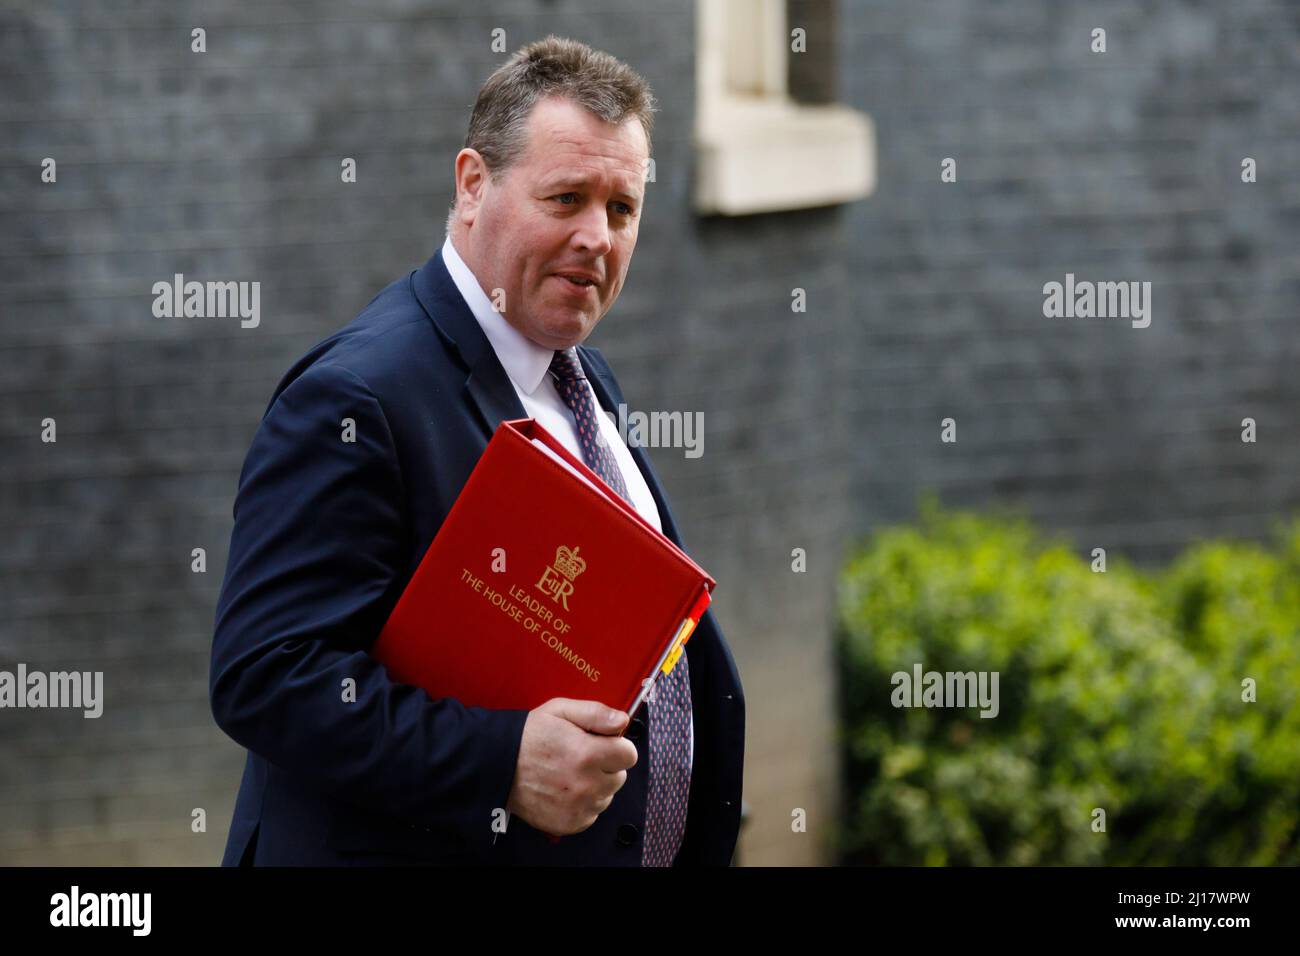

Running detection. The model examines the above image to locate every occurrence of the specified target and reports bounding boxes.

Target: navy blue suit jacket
[210,247,746,865]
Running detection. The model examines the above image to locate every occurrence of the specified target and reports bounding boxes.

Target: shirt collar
[441,233,555,396]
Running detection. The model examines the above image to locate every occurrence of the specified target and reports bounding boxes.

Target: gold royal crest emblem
[535,545,586,611]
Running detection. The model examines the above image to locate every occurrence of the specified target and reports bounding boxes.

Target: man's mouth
[554,273,598,292]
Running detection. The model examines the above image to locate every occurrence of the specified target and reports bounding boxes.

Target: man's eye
[554,193,578,205]
[612,202,633,216]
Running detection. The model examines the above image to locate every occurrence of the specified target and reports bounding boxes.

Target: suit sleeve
[209,362,528,842]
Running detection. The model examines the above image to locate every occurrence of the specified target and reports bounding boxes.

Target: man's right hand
[504,697,638,837]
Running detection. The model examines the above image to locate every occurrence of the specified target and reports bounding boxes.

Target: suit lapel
[463,358,527,440]
[412,247,526,439]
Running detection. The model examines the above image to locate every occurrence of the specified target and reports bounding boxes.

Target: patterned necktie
[547,346,693,867]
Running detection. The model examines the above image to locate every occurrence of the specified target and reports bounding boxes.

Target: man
[210,35,745,866]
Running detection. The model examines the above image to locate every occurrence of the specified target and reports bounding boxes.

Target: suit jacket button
[616,823,639,846]
[626,716,646,741]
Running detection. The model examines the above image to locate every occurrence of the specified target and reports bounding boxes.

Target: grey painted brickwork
[1,0,1296,864]
[837,0,1300,561]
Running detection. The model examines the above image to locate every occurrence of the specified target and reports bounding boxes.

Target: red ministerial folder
[372,415,714,726]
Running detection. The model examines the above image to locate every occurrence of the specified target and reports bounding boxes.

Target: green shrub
[832,497,1300,865]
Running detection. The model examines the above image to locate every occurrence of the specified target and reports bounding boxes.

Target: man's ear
[453,148,490,226]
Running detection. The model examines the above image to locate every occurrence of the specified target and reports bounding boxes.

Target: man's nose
[571,204,612,257]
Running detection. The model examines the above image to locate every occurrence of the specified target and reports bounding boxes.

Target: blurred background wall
[1,0,1297,865]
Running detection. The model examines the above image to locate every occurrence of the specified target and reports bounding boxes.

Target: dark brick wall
[1,0,1296,864]
[836,0,1300,562]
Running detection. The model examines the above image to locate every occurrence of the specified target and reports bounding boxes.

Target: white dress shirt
[441,234,692,768]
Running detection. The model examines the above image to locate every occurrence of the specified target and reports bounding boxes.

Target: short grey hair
[446,35,657,235]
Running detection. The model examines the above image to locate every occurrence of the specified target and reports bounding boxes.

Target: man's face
[454,95,647,350]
